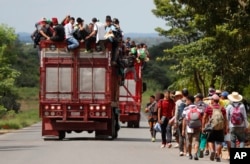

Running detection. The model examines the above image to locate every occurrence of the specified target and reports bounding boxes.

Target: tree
[0,24,20,112]
[152,0,250,94]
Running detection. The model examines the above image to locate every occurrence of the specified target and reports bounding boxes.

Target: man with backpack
[182,95,202,160]
[174,88,188,156]
[202,94,227,162]
[226,92,248,148]
[194,93,208,158]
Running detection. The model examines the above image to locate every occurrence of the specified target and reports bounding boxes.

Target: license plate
[71,112,80,116]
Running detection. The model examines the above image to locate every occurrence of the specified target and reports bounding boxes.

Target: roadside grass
[0,87,40,130]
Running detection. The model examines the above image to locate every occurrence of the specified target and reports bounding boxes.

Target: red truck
[119,62,146,128]
[39,41,120,140]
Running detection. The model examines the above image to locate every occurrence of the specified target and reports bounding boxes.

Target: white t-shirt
[94,22,106,43]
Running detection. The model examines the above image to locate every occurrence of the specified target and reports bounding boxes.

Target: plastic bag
[154,122,161,132]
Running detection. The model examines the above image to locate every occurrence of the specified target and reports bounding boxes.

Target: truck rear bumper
[119,113,140,122]
[43,119,107,132]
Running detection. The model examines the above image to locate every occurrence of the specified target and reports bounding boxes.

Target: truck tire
[127,121,133,128]
[58,131,65,140]
[133,121,140,128]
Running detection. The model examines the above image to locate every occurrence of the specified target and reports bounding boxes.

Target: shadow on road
[0,145,38,151]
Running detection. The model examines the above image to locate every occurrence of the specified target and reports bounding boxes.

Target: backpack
[210,107,224,130]
[187,106,202,128]
[230,104,244,125]
[177,100,186,124]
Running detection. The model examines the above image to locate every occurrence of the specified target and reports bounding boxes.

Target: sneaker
[167,143,172,148]
[194,154,199,160]
[174,143,179,148]
[179,152,184,156]
[186,153,189,157]
[199,150,204,158]
[189,154,193,160]
[210,152,215,161]
[161,144,166,148]
[205,150,209,156]
[151,138,155,142]
[216,157,221,162]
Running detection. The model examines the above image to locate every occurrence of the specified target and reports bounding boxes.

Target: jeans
[160,117,172,145]
[67,37,79,50]
[177,123,185,152]
[230,127,245,148]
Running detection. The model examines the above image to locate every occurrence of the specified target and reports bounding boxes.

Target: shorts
[187,129,200,146]
[224,133,230,142]
[207,130,224,143]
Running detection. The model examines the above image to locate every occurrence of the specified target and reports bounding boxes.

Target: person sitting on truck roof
[49,17,65,42]
[85,17,106,53]
[31,18,53,48]
[73,17,89,43]
[105,16,120,65]
[84,23,96,52]
[64,17,79,51]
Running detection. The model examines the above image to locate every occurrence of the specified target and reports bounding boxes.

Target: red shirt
[204,103,226,117]
[158,99,175,118]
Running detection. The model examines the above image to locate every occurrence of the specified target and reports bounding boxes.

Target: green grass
[0,87,40,130]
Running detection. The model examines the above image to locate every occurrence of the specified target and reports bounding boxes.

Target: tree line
[151,0,250,97]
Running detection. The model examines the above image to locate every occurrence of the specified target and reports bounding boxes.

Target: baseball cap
[194,93,203,99]
[212,94,220,100]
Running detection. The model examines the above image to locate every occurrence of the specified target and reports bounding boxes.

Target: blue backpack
[177,100,186,124]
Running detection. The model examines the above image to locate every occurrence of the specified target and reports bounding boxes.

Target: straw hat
[228,92,243,102]
[174,91,182,96]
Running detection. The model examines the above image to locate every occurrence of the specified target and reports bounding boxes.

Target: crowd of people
[31,15,149,86]
[31,15,149,67]
[144,88,249,162]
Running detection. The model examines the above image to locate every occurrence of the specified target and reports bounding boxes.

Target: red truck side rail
[39,41,120,139]
[119,62,143,128]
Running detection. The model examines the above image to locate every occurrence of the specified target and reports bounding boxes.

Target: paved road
[0,114,227,164]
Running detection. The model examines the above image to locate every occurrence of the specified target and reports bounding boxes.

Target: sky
[0,0,167,34]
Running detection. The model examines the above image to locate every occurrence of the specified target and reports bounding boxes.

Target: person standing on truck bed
[105,16,120,65]
[85,17,106,53]
[64,17,79,51]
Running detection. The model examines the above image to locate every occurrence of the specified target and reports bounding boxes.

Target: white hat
[228,92,243,102]
[174,91,182,96]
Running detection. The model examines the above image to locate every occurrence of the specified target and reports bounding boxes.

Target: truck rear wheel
[58,131,65,140]
[134,121,140,128]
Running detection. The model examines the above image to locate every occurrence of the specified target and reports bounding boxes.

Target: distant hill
[17,32,32,43]
[17,32,170,47]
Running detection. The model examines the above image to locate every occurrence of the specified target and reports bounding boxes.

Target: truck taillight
[45,105,49,110]
[101,112,106,116]
[67,106,71,110]
[57,106,61,110]
[96,105,100,110]
[95,112,100,116]
[101,106,106,110]
[50,111,55,116]
[51,105,55,110]
[89,106,94,110]
[44,111,49,116]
